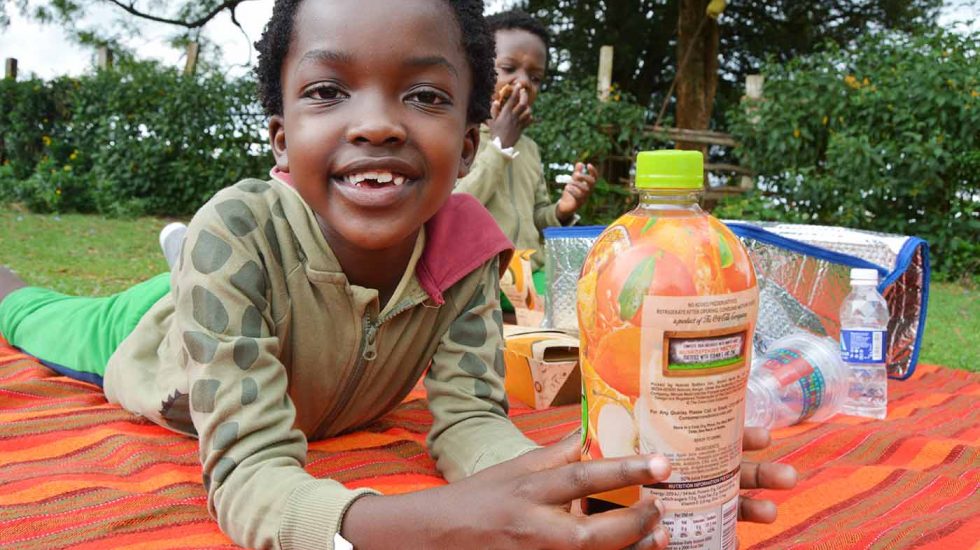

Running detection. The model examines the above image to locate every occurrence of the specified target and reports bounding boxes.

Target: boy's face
[270,0,478,253]
[493,29,547,108]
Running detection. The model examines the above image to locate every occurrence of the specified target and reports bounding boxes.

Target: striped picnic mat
[1,342,977,549]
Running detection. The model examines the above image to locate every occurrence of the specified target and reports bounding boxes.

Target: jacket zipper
[322,297,421,423]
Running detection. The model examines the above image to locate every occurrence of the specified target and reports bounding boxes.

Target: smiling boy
[0,1,795,549]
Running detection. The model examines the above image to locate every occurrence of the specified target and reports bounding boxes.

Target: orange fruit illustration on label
[592,327,642,398]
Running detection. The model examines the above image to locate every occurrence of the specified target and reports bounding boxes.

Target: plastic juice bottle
[578,150,759,550]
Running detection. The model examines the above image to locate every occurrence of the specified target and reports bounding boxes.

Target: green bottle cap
[635,150,703,189]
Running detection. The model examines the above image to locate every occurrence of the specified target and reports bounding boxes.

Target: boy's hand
[738,426,798,523]
[342,435,672,549]
[556,162,599,222]
[488,82,533,149]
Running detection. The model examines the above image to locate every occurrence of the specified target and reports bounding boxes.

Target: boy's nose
[345,99,407,146]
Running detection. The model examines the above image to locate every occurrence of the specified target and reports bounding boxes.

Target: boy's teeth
[344,171,407,186]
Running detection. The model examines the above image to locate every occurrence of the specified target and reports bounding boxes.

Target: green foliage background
[718,28,979,281]
[0,59,268,216]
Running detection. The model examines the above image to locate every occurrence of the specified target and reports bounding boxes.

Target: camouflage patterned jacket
[103,175,536,550]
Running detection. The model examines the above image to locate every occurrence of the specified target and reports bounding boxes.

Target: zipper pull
[362,321,378,361]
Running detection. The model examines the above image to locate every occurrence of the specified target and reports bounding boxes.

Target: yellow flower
[971,90,978,98]
[42,135,52,146]
[862,77,870,86]
[55,188,61,195]
[69,151,78,161]
[821,115,828,126]
[844,75,860,89]
[793,128,801,138]
[63,165,72,172]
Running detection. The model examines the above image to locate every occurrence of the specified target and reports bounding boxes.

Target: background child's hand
[342,435,672,549]
[739,426,798,524]
[556,162,599,222]
[489,82,533,149]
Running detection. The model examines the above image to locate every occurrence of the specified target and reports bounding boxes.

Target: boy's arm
[453,136,513,206]
[176,199,376,550]
[529,141,565,230]
[423,257,539,481]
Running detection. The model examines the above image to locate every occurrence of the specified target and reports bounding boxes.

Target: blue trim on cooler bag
[725,222,930,380]
[888,238,930,380]
[542,225,607,239]
[725,222,888,275]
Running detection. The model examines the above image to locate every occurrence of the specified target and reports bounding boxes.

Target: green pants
[500,269,547,313]
[0,273,170,386]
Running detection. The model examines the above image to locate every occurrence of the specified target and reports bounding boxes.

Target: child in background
[0,1,796,549]
[455,9,599,294]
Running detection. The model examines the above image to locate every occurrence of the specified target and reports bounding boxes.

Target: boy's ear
[269,115,289,172]
[457,123,480,178]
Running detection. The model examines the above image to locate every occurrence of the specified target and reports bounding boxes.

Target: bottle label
[759,347,815,387]
[637,288,758,550]
[840,329,887,363]
[796,367,825,422]
[758,346,824,422]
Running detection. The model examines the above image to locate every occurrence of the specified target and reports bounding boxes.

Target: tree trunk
[675,0,719,156]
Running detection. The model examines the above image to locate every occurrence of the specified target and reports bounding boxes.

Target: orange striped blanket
[1,343,977,549]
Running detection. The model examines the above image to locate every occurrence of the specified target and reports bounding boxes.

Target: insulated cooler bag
[727,222,929,379]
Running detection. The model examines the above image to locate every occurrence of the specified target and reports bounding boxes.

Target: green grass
[919,281,979,372]
[0,206,183,295]
[0,206,976,371]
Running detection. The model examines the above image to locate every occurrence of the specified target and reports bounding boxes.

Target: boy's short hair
[255,0,496,125]
[486,9,551,54]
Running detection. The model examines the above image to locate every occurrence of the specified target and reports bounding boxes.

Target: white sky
[0,0,975,80]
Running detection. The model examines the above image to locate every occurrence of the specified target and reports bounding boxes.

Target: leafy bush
[724,28,979,281]
[0,59,269,216]
[528,79,652,224]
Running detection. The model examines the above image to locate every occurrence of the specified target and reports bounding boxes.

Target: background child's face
[269,0,477,253]
[493,29,547,108]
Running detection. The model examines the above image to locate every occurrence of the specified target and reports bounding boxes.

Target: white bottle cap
[850,268,879,284]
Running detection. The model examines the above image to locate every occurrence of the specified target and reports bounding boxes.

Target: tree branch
[102,0,256,29]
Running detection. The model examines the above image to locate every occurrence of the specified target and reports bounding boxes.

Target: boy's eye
[408,89,450,106]
[304,84,347,102]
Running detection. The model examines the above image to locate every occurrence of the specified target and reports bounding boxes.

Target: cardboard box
[503,325,581,409]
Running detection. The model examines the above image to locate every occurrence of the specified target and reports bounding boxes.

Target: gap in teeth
[345,171,406,186]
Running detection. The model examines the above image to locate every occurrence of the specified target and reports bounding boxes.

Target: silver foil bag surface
[542,226,605,332]
[727,222,929,379]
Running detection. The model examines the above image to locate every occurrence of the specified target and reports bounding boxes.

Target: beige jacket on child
[103,176,537,550]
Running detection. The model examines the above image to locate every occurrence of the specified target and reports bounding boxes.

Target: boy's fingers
[490,100,501,119]
[537,455,671,504]
[564,181,590,200]
[588,163,599,177]
[742,426,771,451]
[740,461,797,490]
[562,497,667,550]
[738,496,778,524]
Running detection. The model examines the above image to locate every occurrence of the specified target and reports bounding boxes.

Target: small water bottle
[839,268,890,419]
[745,333,848,430]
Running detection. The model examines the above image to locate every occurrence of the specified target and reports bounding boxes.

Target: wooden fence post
[745,74,764,100]
[739,74,765,190]
[597,45,614,101]
[97,47,113,70]
[4,58,16,80]
[184,42,200,76]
